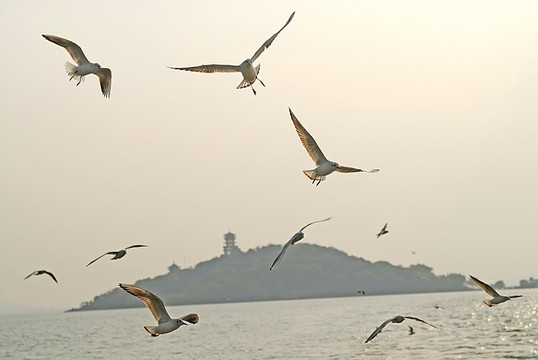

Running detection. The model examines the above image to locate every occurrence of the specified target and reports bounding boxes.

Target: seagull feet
[251,87,257,95]
[76,78,82,86]
[258,78,266,87]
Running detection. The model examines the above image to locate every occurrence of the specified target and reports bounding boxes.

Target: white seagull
[376,223,388,238]
[365,315,440,343]
[270,217,331,270]
[42,34,112,98]
[168,12,295,95]
[86,245,148,267]
[24,270,58,283]
[289,108,379,185]
[119,283,199,336]
[470,275,523,307]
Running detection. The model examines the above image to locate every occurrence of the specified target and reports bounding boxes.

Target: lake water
[1,290,536,359]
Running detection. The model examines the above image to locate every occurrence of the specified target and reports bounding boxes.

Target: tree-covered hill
[70,244,467,311]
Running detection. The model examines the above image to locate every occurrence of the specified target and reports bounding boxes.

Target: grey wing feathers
[86,252,116,267]
[44,271,58,283]
[251,12,295,62]
[404,316,440,329]
[289,108,327,165]
[335,166,363,173]
[365,318,393,343]
[299,217,332,232]
[470,275,500,297]
[119,283,171,323]
[125,244,148,250]
[42,34,89,65]
[24,271,38,280]
[168,64,240,73]
[270,241,292,270]
[96,68,112,98]
[181,313,199,324]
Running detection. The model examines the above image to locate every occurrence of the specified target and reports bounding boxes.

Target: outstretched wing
[289,108,327,166]
[365,317,395,343]
[125,244,148,250]
[42,34,89,65]
[404,316,440,330]
[95,68,112,98]
[181,313,199,325]
[270,240,293,271]
[119,283,172,324]
[299,217,332,232]
[336,166,380,173]
[168,64,240,73]
[24,271,38,280]
[251,12,295,62]
[470,275,500,298]
[86,252,117,267]
[43,271,58,283]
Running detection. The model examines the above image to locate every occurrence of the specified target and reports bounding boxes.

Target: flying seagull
[86,245,148,267]
[119,283,199,336]
[289,108,379,185]
[24,270,58,283]
[408,326,415,335]
[42,34,112,98]
[365,315,439,343]
[168,12,295,95]
[470,275,523,307]
[376,223,388,238]
[270,217,331,270]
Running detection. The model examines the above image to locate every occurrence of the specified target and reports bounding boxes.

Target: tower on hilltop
[223,232,240,255]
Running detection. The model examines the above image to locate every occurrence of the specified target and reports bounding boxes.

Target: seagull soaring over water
[119,283,199,336]
[24,270,58,283]
[42,34,112,98]
[168,12,295,95]
[86,245,148,267]
[270,217,331,270]
[376,223,388,238]
[470,275,523,307]
[289,108,379,185]
[365,315,439,343]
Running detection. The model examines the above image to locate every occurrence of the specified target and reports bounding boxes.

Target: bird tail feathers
[64,62,84,82]
[144,326,159,336]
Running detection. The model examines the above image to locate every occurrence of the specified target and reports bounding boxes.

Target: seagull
[42,34,112,98]
[86,245,148,267]
[376,223,388,238]
[24,270,58,283]
[270,217,331,270]
[408,326,415,335]
[289,108,379,185]
[357,290,366,295]
[470,275,523,307]
[168,12,295,95]
[119,283,198,336]
[365,315,439,343]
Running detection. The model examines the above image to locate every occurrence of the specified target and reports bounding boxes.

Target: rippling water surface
[1,290,536,359]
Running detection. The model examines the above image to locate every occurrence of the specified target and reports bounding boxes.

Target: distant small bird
[470,275,523,307]
[169,12,295,95]
[24,270,58,283]
[119,283,199,336]
[289,108,379,185]
[365,315,439,343]
[86,245,148,267]
[408,326,415,335]
[357,290,366,295]
[270,217,332,270]
[411,250,416,255]
[42,34,112,98]
[376,223,388,238]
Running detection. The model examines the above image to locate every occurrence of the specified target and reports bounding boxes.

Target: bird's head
[332,162,339,168]
[94,63,102,70]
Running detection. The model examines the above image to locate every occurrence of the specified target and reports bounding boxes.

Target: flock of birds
[23,11,527,342]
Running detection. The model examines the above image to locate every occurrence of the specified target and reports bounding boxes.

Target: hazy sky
[1,1,537,309]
